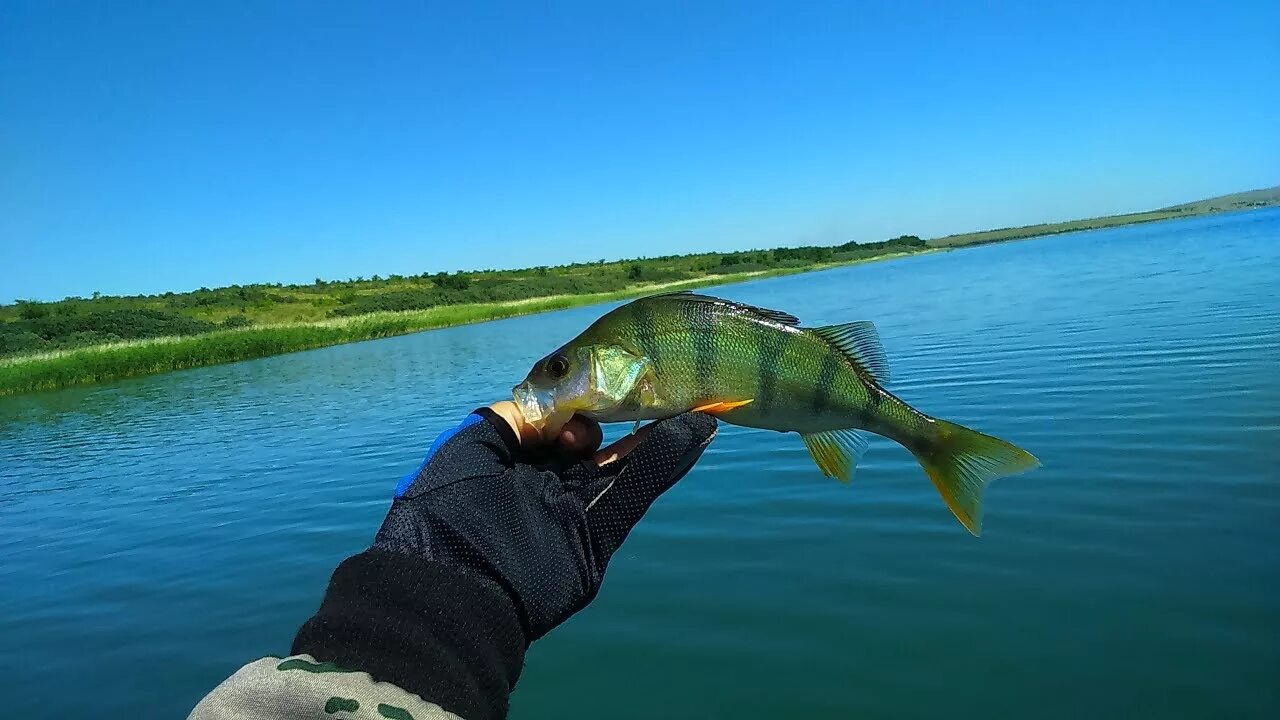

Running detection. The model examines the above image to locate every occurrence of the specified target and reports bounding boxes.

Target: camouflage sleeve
[188,654,464,720]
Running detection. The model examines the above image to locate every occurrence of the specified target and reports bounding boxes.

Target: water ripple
[2,210,1279,718]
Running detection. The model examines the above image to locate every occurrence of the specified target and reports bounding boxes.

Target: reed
[0,269,806,395]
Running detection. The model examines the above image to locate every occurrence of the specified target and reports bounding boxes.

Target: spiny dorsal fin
[642,291,801,325]
[811,321,890,384]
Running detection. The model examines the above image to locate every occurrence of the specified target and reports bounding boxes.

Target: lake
[1,209,1277,718]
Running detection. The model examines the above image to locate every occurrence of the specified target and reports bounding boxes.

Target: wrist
[293,550,527,720]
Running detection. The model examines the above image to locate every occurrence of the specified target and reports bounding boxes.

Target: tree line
[1,235,925,357]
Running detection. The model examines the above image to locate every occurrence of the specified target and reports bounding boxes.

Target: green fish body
[513,292,1039,535]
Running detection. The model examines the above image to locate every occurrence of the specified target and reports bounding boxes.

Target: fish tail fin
[908,419,1039,536]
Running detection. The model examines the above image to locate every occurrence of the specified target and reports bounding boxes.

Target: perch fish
[513,292,1039,535]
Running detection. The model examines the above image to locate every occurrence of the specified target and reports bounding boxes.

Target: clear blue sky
[2,1,1276,301]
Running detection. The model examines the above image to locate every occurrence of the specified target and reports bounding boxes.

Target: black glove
[293,406,717,720]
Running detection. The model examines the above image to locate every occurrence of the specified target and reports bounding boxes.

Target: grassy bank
[1,235,929,359]
[4,185,1276,396]
[0,261,885,395]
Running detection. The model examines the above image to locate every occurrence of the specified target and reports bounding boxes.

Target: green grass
[4,184,1275,396]
[1,235,929,359]
[0,263,880,396]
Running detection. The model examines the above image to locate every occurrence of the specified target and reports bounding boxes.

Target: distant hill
[928,185,1279,248]
[1157,186,1280,214]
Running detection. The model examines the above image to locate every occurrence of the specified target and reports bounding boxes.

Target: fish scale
[513,291,1039,535]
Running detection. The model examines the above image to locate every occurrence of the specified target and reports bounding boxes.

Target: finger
[584,412,718,560]
[487,400,545,448]
[556,415,603,459]
[591,423,655,467]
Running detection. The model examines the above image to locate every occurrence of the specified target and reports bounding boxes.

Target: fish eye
[547,354,570,379]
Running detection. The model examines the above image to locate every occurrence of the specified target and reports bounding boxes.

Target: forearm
[191,550,527,720]
[294,550,528,720]
[189,654,461,720]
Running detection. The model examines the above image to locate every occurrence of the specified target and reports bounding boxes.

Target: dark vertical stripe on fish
[682,301,715,401]
[865,380,886,410]
[813,346,841,414]
[756,328,788,414]
[633,299,658,363]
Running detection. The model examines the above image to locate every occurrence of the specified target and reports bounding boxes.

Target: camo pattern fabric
[189,654,463,720]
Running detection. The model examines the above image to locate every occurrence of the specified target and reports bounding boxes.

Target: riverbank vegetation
[0,237,926,395]
[4,185,1276,396]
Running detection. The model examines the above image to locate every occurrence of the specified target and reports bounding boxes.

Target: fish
[513,291,1039,535]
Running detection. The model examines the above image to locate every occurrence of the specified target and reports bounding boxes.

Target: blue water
[2,209,1278,718]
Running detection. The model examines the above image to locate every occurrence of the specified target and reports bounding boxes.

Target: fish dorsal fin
[643,291,801,326]
[811,321,890,384]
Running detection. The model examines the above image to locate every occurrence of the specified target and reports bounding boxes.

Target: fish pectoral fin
[801,429,871,483]
[691,398,754,415]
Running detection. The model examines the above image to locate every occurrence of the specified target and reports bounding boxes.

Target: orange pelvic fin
[691,398,754,415]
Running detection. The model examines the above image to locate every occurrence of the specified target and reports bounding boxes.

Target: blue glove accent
[395,413,486,498]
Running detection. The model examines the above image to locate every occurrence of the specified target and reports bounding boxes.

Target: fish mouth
[512,381,557,431]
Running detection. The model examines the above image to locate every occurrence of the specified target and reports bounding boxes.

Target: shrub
[221,315,254,329]
[17,301,49,320]
[0,329,48,355]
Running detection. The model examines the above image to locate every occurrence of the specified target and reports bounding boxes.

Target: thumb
[584,412,718,561]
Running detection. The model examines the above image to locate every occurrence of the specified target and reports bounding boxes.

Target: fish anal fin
[691,398,754,415]
[800,429,871,483]
[811,322,890,384]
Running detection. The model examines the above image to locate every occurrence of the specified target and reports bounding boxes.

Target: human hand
[372,402,718,641]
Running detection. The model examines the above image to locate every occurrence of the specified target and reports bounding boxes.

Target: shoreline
[930,199,1277,249]
[0,251,924,396]
[4,201,1274,397]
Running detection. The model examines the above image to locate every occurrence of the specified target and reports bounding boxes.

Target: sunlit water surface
[2,209,1277,718]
